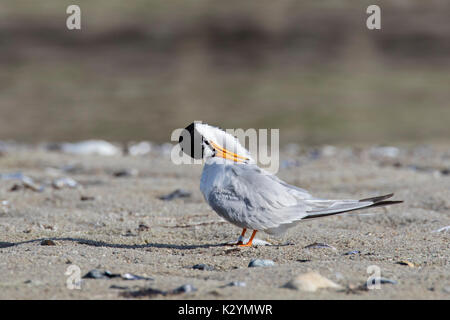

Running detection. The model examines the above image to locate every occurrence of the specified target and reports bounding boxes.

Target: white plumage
[180,123,402,246]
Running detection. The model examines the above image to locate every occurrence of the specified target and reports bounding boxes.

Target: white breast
[200,158,229,201]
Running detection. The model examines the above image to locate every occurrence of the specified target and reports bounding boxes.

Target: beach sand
[0,144,448,299]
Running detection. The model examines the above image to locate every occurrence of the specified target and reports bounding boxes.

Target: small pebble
[101,270,121,278]
[121,287,165,298]
[52,177,78,189]
[171,284,197,294]
[40,240,56,246]
[40,224,55,231]
[22,176,44,192]
[24,279,43,286]
[80,195,95,201]
[159,189,191,201]
[225,281,246,287]
[83,269,107,279]
[378,278,397,285]
[193,264,214,271]
[127,141,152,156]
[369,146,399,159]
[82,269,120,279]
[343,250,361,255]
[283,272,342,292]
[113,169,138,177]
[10,184,22,191]
[121,283,196,298]
[396,260,415,267]
[121,273,153,281]
[60,140,120,156]
[248,238,271,246]
[9,176,44,192]
[83,269,150,280]
[137,224,149,232]
[432,225,450,233]
[248,259,275,268]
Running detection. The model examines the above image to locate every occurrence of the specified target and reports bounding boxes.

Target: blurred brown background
[0,0,449,145]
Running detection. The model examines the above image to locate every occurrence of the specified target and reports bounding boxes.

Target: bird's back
[200,160,314,232]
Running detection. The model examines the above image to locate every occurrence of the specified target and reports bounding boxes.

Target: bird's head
[178,122,252,163]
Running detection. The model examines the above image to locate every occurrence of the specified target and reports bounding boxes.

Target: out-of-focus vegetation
[0,0,449,145]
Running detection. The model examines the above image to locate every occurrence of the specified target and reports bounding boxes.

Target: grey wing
[207,164,314,233]
[206,164,402,235]
[303,193,402,219]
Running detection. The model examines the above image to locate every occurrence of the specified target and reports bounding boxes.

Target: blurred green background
[0,0,449,145]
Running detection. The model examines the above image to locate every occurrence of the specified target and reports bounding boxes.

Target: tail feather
[302,194,402,220]
[365,200,403,208]
[359,193,394,202]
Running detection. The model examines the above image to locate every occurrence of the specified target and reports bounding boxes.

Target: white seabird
[178,122,402,247]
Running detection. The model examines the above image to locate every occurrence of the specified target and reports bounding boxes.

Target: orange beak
[210,141,249,163]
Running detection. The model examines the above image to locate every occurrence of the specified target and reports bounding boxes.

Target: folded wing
[207,164,402,235]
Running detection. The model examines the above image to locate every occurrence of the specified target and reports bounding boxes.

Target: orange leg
[238,230,257,247]
[236,228,247,245]
[225,228,247,246]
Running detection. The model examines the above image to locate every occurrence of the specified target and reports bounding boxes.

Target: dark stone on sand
[343,250,361,255]
[113,169,138,177]
[80,195,95,201]
[82,269,120,279]
[193,264,214,271]
[121,287,165,298]
[40,240,56,246]
[137,224,149,232]
[83,269,151,281]
[223,281,246,287]
[171,284,197,294]
[121,284,196,298]
[159,189,191,201]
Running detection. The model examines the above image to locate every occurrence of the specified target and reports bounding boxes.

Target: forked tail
[302,193,403,220]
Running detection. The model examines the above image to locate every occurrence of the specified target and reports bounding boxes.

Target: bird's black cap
[178,122,204,159]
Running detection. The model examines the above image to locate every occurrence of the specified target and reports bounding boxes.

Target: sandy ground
[0,144,449,299]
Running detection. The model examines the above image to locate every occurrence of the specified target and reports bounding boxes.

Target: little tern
[178,122,402,247]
